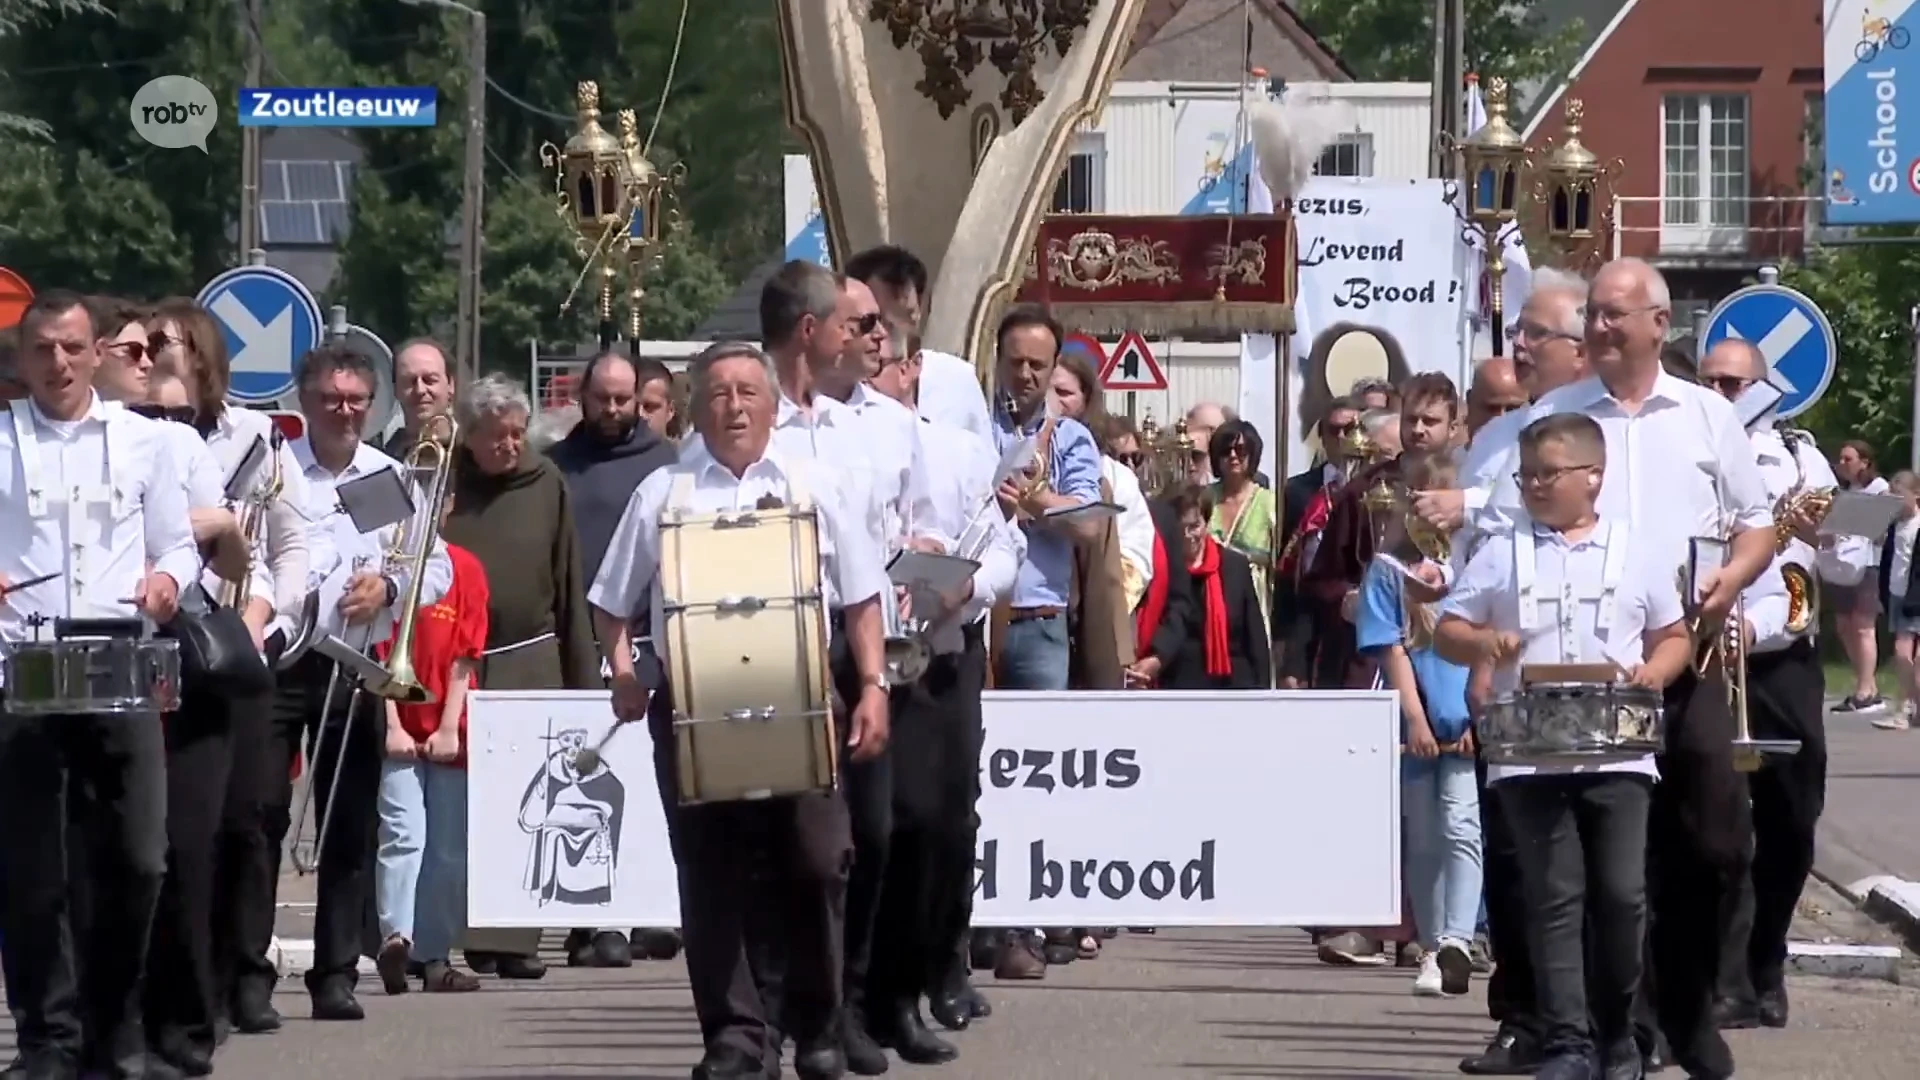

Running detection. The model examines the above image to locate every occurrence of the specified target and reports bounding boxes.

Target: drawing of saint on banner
[1296,322,1412,460]
[518,722,627,907]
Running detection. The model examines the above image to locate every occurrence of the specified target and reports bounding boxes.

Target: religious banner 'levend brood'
[466,689,1402,928]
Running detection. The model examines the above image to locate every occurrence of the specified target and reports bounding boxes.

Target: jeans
[375,760,468,962]
[1499,774,1652,1060]
[1403,756,1483,948]
[997,614,1070,690]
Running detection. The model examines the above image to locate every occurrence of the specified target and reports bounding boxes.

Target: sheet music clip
[335,468,417,536]
[313,633,389,685]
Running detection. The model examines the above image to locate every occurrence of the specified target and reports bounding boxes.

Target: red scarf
[1134,529,1173,663]
[1278,484,1336,582]
[1190,537,1234,678]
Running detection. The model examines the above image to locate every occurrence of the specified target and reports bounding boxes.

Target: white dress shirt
[1440,514,1686,783]
[152,419,221,595]
[1480,371,1773,574]
[912,414,1024,654]
[288,435,452,647]
[841,382,940,548]
[0,395,199,651]
[586,448,889,654]
[917,349,992,444]
[204,405,310,618]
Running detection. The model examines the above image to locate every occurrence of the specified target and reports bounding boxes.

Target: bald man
[1696,338,1863,1033]
[1185,402,1228,484]
[1465,356,1526,441]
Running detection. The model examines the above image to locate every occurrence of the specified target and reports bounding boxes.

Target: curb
[272,938,378,980]
[1851,876,1920,951]
[1786,941,1903,983]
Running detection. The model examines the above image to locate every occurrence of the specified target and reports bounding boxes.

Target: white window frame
[1050,132,1106,214]
[1659,93,1750,253]
[1314,133,1375,178]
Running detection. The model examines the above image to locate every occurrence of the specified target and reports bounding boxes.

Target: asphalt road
[3,921,1913,1080]
[1813,704,1920,890]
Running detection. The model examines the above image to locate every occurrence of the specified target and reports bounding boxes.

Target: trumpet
[287,413,458,875]
[218,429,285,611]
[1772,427,1837,636]
[1688,493,1801,774]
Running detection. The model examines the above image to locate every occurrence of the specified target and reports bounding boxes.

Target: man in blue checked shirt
[989,304,1106,692]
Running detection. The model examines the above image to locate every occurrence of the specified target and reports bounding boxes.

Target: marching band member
[438,372,601,981]
[383,338,458,459]
[549,351,681,969]
[1478,259,1774,1080]
[1697,339,1854,1031]
[589,341,891,1080]
[0,289,197,1080]
[247,344,453,1024]
[148,296,314,1040]
[845,245,992,441]
[863,325,1022,1061]
[1435,412,1696,1080]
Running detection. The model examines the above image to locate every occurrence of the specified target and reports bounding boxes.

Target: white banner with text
[466,689,1402,929]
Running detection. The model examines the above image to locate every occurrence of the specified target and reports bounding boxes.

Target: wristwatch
[382,575,400,608]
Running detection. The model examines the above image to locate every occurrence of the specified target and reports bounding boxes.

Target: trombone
[287,413,459,875]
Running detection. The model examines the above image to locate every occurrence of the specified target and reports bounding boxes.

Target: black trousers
[1476,751,1537,1037]
[1500,774,1652,1060]
[1650,669,1752,1080]
[650,674,854,1062]
[210,687,276,1015]
[0,709,168,1078]
[832,638,893,1021]
[868,629,987,1010]
[1723,640,1826,1000]
[234,651,384,996]
[141,689,236,1065]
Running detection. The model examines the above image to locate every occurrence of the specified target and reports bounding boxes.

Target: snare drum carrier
[4,399,181,717]
[657,464,838,805]
[1477,517,1666,764]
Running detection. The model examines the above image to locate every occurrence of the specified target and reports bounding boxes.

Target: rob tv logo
[128,75,219,152]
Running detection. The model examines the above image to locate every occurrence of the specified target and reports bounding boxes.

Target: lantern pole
[1446,75,1528,358]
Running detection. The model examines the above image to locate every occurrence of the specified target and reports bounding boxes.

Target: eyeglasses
[1514,463,1600,487]
[317,392,373,412]
[149,331,183,352]
[129,404,196,426]
[1506,321,1581,345]
[1585,303,1662,328]
[853,312,881,335]
[107,340,150,364]
[1704,375,1755,395]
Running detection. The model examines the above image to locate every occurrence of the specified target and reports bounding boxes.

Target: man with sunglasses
[1695,338,1856,1036]
[1465,357,1528,444]
[1474,258,1773,1080]
[1274,398,1364,688]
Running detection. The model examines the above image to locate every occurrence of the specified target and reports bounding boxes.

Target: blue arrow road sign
[195,265,323,404]
[1701,284,1838,420]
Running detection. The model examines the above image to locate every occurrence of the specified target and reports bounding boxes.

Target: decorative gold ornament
[1044,229,1179,291]
[866,0,1097,123]
[1135,411,1194,497]
[1208,239,1268,288]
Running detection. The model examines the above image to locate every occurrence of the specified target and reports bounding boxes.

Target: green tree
[1295,0,1585,88]
[0,0,108,137]
[0,138,190,292]
[1779,234,1920,470]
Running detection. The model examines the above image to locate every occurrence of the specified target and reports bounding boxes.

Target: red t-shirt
[377,544,489,766]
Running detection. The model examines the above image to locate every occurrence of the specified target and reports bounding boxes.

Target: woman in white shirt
[1831,439,1892,714]
[1878,471,1920,730]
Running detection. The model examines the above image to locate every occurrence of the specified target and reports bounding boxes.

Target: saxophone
[1773,426,1837,636]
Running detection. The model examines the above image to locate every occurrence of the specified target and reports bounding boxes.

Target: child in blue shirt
[1355,450,1483,999]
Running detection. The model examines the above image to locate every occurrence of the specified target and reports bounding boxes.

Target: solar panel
[260,201,324,245]
[259,161,289,201]
[284,161,343,201]
[317,201,351,241]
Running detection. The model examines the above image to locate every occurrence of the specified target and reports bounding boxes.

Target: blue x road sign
[196,265,324,405]
[1700,283,1838,420]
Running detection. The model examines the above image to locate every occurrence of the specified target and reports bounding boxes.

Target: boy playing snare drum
[1433,413,1694,1080]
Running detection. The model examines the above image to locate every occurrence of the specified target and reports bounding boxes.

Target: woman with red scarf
[1132,485,1271,689]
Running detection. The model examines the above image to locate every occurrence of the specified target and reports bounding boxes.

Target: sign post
[1700,279,1838,421]
[1099,330,1169,422]
[197,260,324,406]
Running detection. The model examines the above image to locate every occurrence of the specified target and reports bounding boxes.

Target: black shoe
[840,1011,888,1076]
[1757,985,1789,1028]
[792,1040,847,1080]
[967,928,999,970]
[692,1044,764,1080]
[586,931,633,968]
[309,980,363,1021]
[1535,1055,1596,1080]
[495,953,548,979]
[1040,928,1077,966]
[231,989,282,1034]
[1459,1026,1544,1075]
[564,929,595,967]
[963,982,991,1018]
[1711,995,1760,1030]
[464,949,500,974]
[1602,1038,1643,1080]
[873,1003,957,1066]
[926,989,969,1033]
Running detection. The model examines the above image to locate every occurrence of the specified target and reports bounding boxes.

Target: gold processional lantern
[1443,76,1620,357]
[1135,412,1194,498]
[540,80,684,354]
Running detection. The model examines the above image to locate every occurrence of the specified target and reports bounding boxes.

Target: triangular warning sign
[1098,330,1167,391]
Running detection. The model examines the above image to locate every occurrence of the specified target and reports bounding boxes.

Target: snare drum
[1479,681,1665,765]
[660,488,836,806]
[3,639,182,717]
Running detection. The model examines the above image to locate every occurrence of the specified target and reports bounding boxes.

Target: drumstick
[573,689,652,773]
[0,572,59,597]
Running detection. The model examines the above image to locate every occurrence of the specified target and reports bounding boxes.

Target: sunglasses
[853,312,881,335]
[107,333,179,366]
[129,404,197,426]
[1704,375,1755,395]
